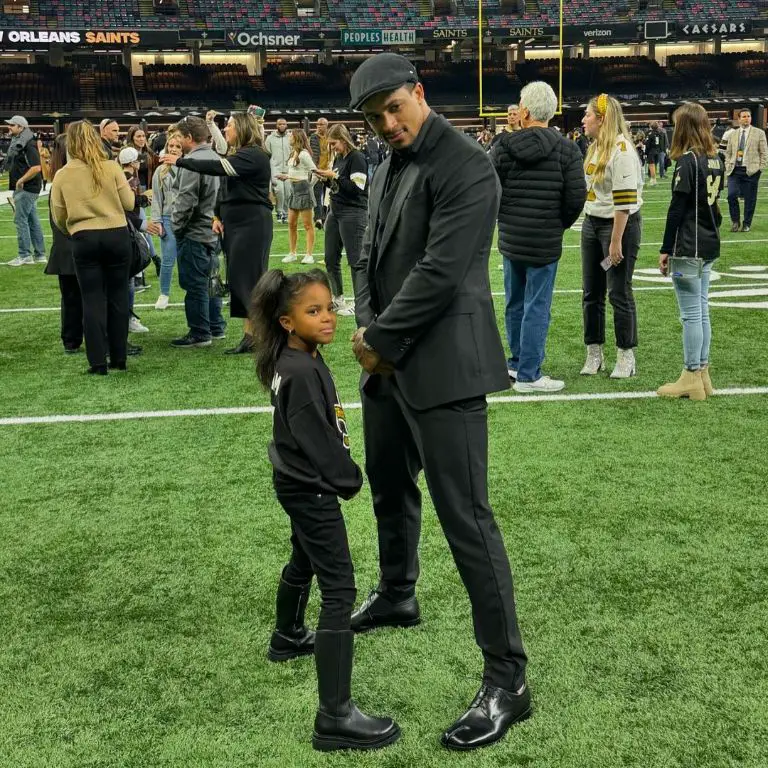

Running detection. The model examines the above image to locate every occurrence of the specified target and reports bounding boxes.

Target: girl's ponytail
[251,269,289,389]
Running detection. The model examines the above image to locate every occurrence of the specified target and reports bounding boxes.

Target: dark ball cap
[349,53,419,111]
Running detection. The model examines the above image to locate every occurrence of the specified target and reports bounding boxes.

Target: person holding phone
[657,102,724,401]
[580,93,644,379]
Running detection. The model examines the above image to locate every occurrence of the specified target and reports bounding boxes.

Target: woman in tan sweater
[51,121,135,374]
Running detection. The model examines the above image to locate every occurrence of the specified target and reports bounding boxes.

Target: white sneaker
[154,294,170,310]
[580,344,604,375]
[282,253,297,263]
[6,256,34,266]
[301,254,315,265]
[33,255,47,264]
[507,368,517,380]
[610,348,636,379]
[513,376,565,393]
[337,303,356,317]
[129,316,149,333]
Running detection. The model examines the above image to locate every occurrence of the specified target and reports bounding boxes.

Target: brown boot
[700,365,714,397]
[657,369,706,401]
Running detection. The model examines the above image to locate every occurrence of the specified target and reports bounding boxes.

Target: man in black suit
[348,53,531,751]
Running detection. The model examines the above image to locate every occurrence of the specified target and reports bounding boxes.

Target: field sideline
[1,176,767,767]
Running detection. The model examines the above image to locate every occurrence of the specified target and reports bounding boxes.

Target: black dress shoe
[441,683,532,751]
[224,334,255,355]
[108,360,127,371]
[126,343,143,356]
[350,588,420,633]
[87,365,108,376]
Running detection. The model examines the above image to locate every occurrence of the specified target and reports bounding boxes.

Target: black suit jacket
[356,112,510,411]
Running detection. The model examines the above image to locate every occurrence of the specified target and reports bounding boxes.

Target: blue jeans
[159,215,178,297]
[673,260,714,371]
[13,190,45,259]
[503,259,559,382]
[176,237,226,339]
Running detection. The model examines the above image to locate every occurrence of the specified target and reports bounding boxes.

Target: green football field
[1,176,767,767]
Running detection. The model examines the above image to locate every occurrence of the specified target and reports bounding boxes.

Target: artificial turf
[0,176,766,767]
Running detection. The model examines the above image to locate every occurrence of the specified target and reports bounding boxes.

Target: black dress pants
[581,213,641,349]
[361,375,528,690]
[275,479,356,631]
[58,274,83,350]
[323,206,367,300]
[71,227,131,367]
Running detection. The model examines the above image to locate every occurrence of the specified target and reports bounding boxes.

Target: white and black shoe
[170,333,212,348]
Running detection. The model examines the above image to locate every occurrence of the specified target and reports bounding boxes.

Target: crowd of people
[1,50,764,753]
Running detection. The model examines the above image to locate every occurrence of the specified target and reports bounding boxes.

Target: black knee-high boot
[311,629,401,751]
[267,571,315,662]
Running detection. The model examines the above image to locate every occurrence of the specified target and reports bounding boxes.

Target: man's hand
[161,154,179,166]
[659,253,669,276]
[15,181,23,191]
[352,327,394,375]
[212,218,224,236]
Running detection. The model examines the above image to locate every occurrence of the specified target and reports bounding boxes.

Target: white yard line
[1,387,766,427]
[2,283,767,314]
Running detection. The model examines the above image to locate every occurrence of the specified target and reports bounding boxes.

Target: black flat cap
[349,53,419,111]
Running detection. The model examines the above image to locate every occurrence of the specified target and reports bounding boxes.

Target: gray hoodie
[264,130,291,174]
[171,143,219,245]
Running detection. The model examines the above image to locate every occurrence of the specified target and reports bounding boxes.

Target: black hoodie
[491,127,586,266]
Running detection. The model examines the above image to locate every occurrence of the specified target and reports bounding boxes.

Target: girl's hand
[609,240,624,266]
[659,253,669,276]
[206,110,217,123]
[147,221,163,237]
[276,174,288,181]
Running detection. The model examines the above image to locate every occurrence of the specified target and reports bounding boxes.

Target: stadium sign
[227,30,303,48]
[677,21,751,37]
[430,29,470,40]
[0,29,81,44]
[341,29,416,46]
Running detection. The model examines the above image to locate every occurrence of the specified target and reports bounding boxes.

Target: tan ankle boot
[657,369,706,401]
[700,365,714,397]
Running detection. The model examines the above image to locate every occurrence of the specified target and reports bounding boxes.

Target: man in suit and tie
[346,53,530,751]
[725,109,768,232]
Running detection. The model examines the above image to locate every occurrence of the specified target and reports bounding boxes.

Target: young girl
[251,269,400,752]
[581,93,644,379]
[657,102,724,401]
[278,129,318,265]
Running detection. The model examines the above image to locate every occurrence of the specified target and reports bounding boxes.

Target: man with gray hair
[491,81,586,392]
[489,103,521,150]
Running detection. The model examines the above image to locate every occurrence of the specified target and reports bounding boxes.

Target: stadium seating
[0,0,761,28]
[0,64,80,112]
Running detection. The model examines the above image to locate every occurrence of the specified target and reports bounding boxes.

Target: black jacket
[356,112,510,411]
[175,146,273,215]
[44,201,75,276]
[268,347,363,499]
[492,127,586,266]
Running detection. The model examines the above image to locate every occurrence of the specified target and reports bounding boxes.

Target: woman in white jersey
[580,93,643,379]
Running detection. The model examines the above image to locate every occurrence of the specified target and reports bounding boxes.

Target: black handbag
[208,245,229,298]
[127,218,152,277]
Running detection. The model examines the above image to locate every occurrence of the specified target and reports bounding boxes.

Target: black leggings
[323,205,367,300]
[71,227,131,367]
[275,481,356,631]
